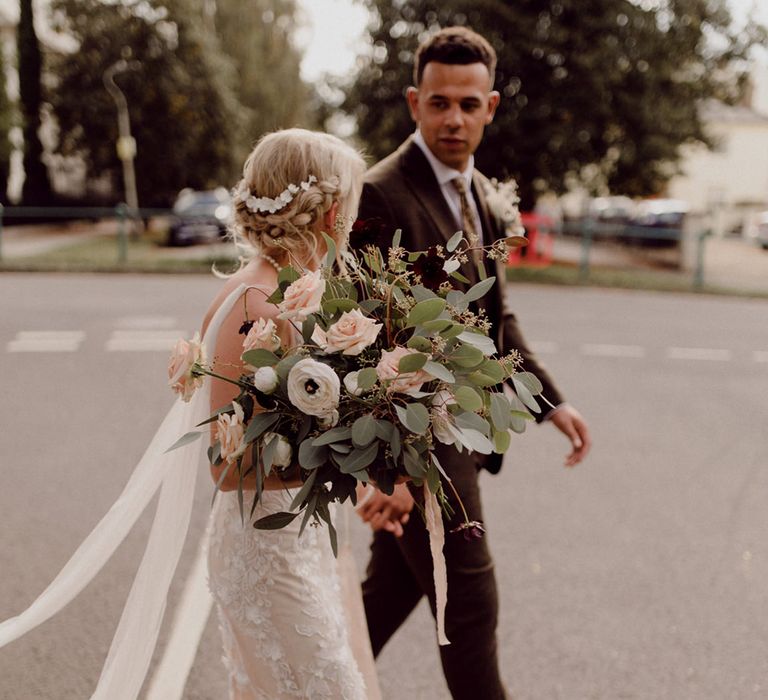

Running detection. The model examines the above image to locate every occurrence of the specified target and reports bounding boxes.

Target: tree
[344,0,766,206]
[0,47,14,204]
[49,0,243,207]
[18,0,53,205]
[214,0,312,160]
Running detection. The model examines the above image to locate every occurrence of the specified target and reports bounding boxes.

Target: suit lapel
[398,139,460,248]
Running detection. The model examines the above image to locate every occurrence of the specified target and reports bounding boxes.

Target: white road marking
[753,350,768,363]
[7,331,85,353]
[530,340,559,354]
[106,329,187,352]
[581,343,646,358]
[666,347,732,362]
[115,316,179,329]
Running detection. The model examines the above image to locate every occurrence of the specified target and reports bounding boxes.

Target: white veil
[0,283,246,699]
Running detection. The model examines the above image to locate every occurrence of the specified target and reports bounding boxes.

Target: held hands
[548,404,592,467]
[356,483,414,537]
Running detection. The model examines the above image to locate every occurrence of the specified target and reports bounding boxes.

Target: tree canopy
[49,0,244,206]
[343,0,766,206]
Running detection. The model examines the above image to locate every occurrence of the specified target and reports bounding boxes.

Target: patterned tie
[451,176,482,264]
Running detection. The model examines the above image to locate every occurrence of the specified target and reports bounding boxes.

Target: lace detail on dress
[207,488,367,699]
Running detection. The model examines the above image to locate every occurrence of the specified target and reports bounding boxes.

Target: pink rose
[168,332,206,402]
[376,346,432,395]
[242,318,280,353]
[217,403,246,463]
[277,270,325,322]
[323,309,382,355]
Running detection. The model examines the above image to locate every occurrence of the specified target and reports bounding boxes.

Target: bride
[203,129,378,699]
[0,129,385,699]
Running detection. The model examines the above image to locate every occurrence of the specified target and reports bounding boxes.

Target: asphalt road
[0,273,767,700]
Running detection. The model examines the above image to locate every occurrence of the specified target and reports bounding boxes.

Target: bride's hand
[355,483,414,537]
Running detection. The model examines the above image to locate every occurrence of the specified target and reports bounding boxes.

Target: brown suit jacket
[356,138,564,471]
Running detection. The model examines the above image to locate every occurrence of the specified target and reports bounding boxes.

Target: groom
[354,26,591,699]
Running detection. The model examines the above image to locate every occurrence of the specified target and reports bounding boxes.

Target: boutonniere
[482,178,525,237]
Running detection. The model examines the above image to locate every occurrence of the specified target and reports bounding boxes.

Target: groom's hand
[356,484,414,537]
[548,404,591,467]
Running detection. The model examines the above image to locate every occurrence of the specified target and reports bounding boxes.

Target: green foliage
[214,0,312,158]
[0,48,13,204]
[344,0,767,205]
[49,0,243,206]
[18,0,52,204]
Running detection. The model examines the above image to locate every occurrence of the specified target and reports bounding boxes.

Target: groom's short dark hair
[413,26,497,86]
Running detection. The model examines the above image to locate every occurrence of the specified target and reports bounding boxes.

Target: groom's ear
[485,91,501,124]
[406,86,420,123]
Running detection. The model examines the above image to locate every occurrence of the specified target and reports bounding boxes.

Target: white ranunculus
[343,370,364,396]
[263,431,293,468]
[253,366,279,393]
[324,309,382,355]
[286,357,341,417]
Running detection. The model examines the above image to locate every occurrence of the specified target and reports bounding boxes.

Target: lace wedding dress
[208,489,369,699]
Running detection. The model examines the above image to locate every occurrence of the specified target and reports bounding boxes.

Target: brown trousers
[362,445,508,700]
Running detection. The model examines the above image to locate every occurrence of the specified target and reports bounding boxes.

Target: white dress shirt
[412,130,484,244]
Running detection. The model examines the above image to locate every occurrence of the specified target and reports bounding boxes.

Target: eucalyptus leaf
[358,299,383,314]
[455,411,491,434]
[262,434,277,476]
[457,331,498,356]
[446,230,464,252]
[356,367,378,390]
[450,270,472,284]
[406,336,433,352]
[324,298,358,314]
[278,266,301,284]
[329,442,351,454]
[394,402,429,435]
[398,352,428,373]
[410,285,437,302]
[312,426,352,446]
[514,371,544,395]
[243,412,279,443]
[403,444,428,478]
[510,415,528,434]
[493,429,512,454]
[298,439,328,469]
[351,414,377,447]
[389,428,402,459]
[420,319,453,333]
[441,323,466,340]
[407,298,446,326]
[448,344,485,368]
[299,493,319,536]
[253,511,301,530]
[196,402,233,427]
[289,469,318,511]
[338,442,379,474]
[490,393,512,431]
[374,419,395,441]
[426,463,442,494]
[275,354,301,380]
[241,348,280,368]
[464,276,496,303]
[165,430,202,453]
[423,360,455,383]
[512,377,541,413]
[322,232,337,268]
[445,290,465,308]
[443,258,460,274]
[454,385,483,412]
[392,228,402,249]
[302,316,317,344]
[457,427,494,454]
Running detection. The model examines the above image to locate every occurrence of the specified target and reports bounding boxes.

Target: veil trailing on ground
[0,286,244,699]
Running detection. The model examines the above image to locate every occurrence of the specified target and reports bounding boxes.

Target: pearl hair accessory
[234,176,318,215]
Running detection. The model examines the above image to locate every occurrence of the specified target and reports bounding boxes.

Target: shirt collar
[413,130,474,190]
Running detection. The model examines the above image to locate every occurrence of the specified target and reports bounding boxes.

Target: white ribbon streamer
[424,483,450,646]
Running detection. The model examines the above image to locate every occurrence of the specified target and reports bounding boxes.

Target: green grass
[0,234,241,274]
[506,262,768,298]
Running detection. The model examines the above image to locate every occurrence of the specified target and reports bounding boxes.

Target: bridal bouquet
[167,225,543,554]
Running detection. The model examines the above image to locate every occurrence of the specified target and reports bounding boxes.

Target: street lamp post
[103,60,140,235]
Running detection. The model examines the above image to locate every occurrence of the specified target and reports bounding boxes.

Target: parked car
[627,198,689,247]
[745,211,768,249]
[167,187,232,246]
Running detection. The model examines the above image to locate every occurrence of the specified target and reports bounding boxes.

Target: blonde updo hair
[232,128,366,267]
